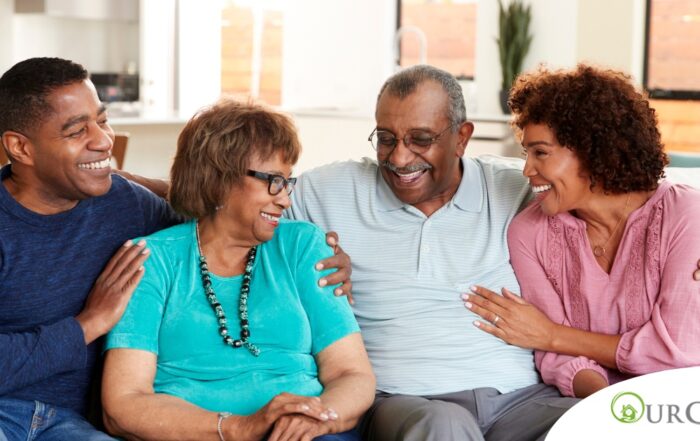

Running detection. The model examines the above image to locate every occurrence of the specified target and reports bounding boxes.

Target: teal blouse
[105,219,360,415]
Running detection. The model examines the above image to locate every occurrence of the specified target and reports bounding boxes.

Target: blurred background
[1,0,698,177]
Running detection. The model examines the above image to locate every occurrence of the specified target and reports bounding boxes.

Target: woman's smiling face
[521,123,593,216]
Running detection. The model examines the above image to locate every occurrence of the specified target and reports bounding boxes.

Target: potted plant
[496,0,532,113]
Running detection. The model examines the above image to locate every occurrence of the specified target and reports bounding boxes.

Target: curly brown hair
[509,64,667,193]
[169,98,301,218]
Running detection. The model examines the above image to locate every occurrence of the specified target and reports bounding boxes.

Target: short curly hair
[509,64,667,194]
[169,99,301,218]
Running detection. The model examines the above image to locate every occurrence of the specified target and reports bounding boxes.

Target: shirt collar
[375,157,483,213]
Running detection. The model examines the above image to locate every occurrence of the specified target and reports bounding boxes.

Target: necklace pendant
[593,246,606,257]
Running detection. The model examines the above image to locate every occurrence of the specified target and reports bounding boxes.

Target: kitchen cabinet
[15,0,138,21]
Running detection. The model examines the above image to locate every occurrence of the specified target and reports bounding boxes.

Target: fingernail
[470,285,477,292]
[334,288,343,295]
[318,278,327,287]
[301,404,309,411]
[141,248,150,255]
[461,293,470,300]
[320,412,329,421]
[137,239,146,247]
[464,301,473,309]
[138,265,144,271]
[328,409,338,420]
[315,263,324,271]
[473,320,481,327]
[123,240,133,247]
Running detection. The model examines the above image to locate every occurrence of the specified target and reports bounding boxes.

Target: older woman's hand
[226,393,336,441]
[268,414,333,441]
[462,286,557,351]
[316,231,354,304]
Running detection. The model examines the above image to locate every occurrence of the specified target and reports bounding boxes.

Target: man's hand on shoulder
[75,239,150,344]
[316,232,354,304]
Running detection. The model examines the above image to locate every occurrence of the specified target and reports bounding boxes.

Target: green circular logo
[610,391,645,423]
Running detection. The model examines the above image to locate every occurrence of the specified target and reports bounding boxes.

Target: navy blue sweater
[0,166,179,414]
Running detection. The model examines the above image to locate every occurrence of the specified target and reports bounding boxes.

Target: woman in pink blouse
[463,64,700,398]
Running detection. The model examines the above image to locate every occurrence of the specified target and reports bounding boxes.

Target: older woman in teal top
[102,99,375,441]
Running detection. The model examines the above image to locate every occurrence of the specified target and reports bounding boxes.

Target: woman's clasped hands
[224,393,338,441]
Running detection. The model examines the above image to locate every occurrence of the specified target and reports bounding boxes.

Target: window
[397,0,477,79]
[644,0,700,153]
[644,0,700,99]
[221,1,283,105]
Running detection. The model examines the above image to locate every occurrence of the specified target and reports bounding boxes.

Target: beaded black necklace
[196,222,260,357]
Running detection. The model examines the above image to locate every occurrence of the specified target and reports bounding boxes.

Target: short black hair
[0,57,89,138]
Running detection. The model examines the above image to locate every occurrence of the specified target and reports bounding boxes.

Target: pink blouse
[508,181,700,397]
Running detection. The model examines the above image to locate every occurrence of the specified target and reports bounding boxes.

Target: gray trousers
[359,383,578,441]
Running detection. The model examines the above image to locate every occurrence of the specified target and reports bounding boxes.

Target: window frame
[643,0,700,100]
[395,0,475,81]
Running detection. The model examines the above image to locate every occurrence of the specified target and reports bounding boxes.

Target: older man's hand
[315,231,354,304]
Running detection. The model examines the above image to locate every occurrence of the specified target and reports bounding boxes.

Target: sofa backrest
[665,168,700,189]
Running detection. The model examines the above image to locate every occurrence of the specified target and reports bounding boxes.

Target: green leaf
[495,0,533,90]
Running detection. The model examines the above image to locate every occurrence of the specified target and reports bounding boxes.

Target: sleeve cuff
[560,357,609,397]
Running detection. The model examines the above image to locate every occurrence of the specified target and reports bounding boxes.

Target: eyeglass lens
[372,130,437,150]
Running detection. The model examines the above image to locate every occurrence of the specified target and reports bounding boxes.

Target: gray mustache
[379,161,432,174]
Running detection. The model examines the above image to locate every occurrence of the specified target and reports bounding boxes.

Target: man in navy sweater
[0,58,180,440]
[0,57,352,441]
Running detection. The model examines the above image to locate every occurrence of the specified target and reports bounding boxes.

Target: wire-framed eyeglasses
[246,170,297,195]
[368,124,455,154]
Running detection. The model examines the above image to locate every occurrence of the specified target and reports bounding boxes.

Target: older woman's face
[521,123,593,216]
[221,150,293,244]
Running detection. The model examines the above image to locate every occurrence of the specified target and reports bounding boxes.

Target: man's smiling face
[374,80,471,216]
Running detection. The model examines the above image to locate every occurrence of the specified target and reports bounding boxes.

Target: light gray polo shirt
[286,155,539,395]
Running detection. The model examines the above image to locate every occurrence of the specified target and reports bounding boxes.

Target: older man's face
[375,81,471,216]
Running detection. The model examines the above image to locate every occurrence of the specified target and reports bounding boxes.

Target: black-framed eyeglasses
[246,170,297,195]
[368,124,455,154]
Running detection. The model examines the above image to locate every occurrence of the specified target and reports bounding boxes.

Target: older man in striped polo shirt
[286,65,578,441]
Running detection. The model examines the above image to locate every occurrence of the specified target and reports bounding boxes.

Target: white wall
[6,13,138,74]
[0,0,14,71]
[282,0,397,116]
[176,0,220,118]
[576,0,646,81]
[139,0,176,118]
